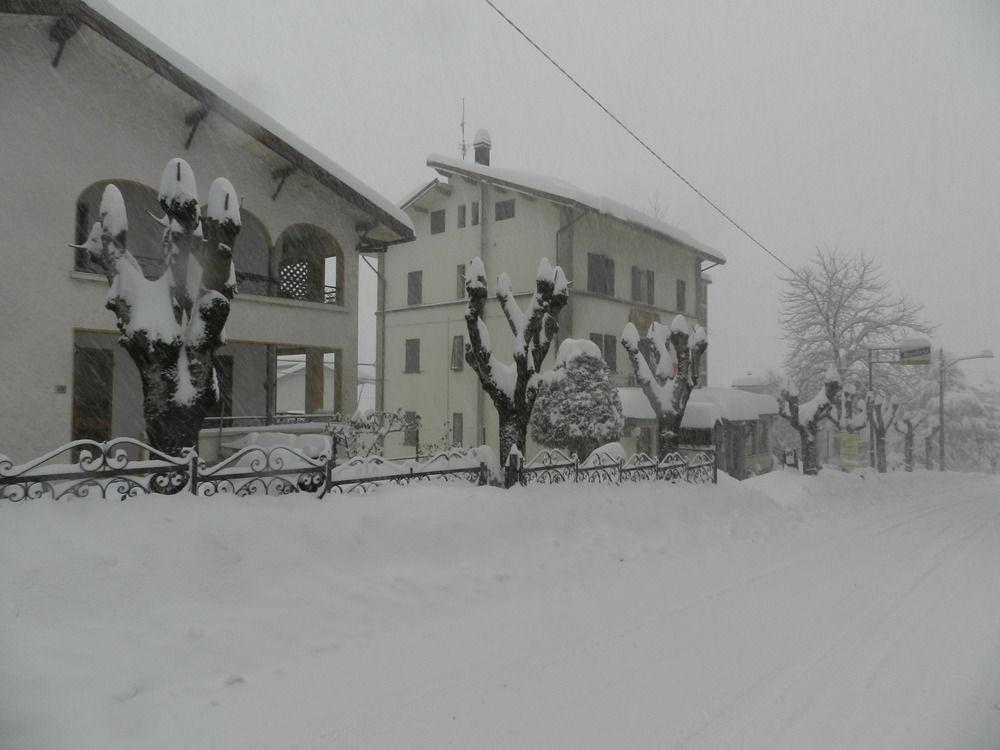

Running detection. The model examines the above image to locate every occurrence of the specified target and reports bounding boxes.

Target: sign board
[898,345,931,365]
[839,432,860,472]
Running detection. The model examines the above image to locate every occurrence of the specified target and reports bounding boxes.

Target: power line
[480,0,797,276]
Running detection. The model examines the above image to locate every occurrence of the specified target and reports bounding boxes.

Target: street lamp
[939,348,994,471]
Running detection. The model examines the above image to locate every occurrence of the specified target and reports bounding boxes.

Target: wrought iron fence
[2,440,716,502]
[1,440,487,501]
[511,447,717,488]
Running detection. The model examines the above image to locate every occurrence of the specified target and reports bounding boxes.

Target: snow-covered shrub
[530,339,623,459]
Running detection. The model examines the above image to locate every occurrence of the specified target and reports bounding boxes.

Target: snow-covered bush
[530,339,623,459]
[74,158,240,455]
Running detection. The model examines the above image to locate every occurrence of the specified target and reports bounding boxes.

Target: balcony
[74,256,340,306]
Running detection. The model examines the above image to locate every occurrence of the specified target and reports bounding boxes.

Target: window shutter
[457,204,466,228]
[605,257,615,296]
[430,209,445,234]
[452,412,464,446]
[405,339,420,373]
[631,266,641,302]
[471,201,479,226]
[676,279,686,312]
[456,264,466,299]
[407,270,422,306]
[589,333,604,352]
[646,270,655,305]
[603,334,617,372]
[587,254,598,293]
[451,335,464,370]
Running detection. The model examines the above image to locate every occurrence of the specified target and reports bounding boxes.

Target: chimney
[473,129,492,166]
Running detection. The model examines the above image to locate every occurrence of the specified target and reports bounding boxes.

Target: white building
[377,132,726,458]
[0,1,413,461]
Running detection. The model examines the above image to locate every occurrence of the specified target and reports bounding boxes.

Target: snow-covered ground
[3,469,1000,749]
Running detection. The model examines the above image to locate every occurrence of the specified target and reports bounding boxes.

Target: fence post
[617,458,624,484]
[712,449,718,484]
[573,454,580,483]
[478,462,488,486]
[189,451,199,495]
[323,441,337,497]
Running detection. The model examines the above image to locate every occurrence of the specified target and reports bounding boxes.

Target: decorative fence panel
[2,440,716,502]
[513,447,717,488]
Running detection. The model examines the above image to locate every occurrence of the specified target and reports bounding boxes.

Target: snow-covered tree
[464,256,568,468]
[894,409,926,472]
[73,158,240,455]
[778,366,841,475]
[866,393,900,473]
[620,316,706,459]
[530,339,624,459]
[780,249,931,394]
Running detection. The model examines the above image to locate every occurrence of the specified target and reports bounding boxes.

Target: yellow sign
[840,432,859,471]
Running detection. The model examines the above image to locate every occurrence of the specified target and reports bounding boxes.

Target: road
[177,480,1000,749]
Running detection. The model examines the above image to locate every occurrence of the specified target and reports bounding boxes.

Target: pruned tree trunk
[866,395,899,473]
[463,257,568,472]
[621,316,707,460]
[778,368,842,476]
[74,158,240,456]
[924,424,940,470]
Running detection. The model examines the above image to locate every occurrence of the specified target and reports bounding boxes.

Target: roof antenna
[459,98,468,160]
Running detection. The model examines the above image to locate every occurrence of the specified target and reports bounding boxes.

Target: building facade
[0,1,412,461]
[377,133,726,458]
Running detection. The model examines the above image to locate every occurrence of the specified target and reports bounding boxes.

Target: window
[471,201,480,226]
[630,267,655,305]
[495,198,515,221]
[404,338,420,373]
[453,412,464,447]
[451,335,464,371]
[589,333,617,372]
[456,264,466,298]
[403,410,419,446]
[587,253,615,296]
[457,204,466,228]
[676,279,687,313]
[407,270,422,306]
[430,209,445,234]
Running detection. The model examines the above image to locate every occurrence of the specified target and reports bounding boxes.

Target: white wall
[0,15,363,459]
[379,166,707,459]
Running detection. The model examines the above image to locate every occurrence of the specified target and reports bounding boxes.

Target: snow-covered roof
[424,154,726,265]
[619,387,778,428]
[3,0,414,243]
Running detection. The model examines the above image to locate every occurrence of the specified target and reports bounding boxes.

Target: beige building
[0,1,413,461]
[377,133,727,458]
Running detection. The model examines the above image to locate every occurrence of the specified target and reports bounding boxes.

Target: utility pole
[459,98,467,159]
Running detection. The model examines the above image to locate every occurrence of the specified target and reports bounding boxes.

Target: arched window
[274,224,344,305]
[75,180,162,278]
[228,208,271,296]
[76,181,274,291]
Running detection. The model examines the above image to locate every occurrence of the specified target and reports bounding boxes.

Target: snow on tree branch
[464,256,568,469]
[620,314,707,458]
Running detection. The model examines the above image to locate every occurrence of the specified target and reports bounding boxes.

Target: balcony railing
[74,258,340,306]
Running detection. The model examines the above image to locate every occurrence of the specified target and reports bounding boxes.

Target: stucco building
[0,1,413,461]
[377,133,726,458]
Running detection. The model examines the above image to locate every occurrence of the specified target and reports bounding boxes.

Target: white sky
[110,0,1000,386]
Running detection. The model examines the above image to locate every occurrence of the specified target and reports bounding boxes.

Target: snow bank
[4,471,997,749]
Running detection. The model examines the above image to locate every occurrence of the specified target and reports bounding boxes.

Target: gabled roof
[2,0,414,244]
[424,154,726,265]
